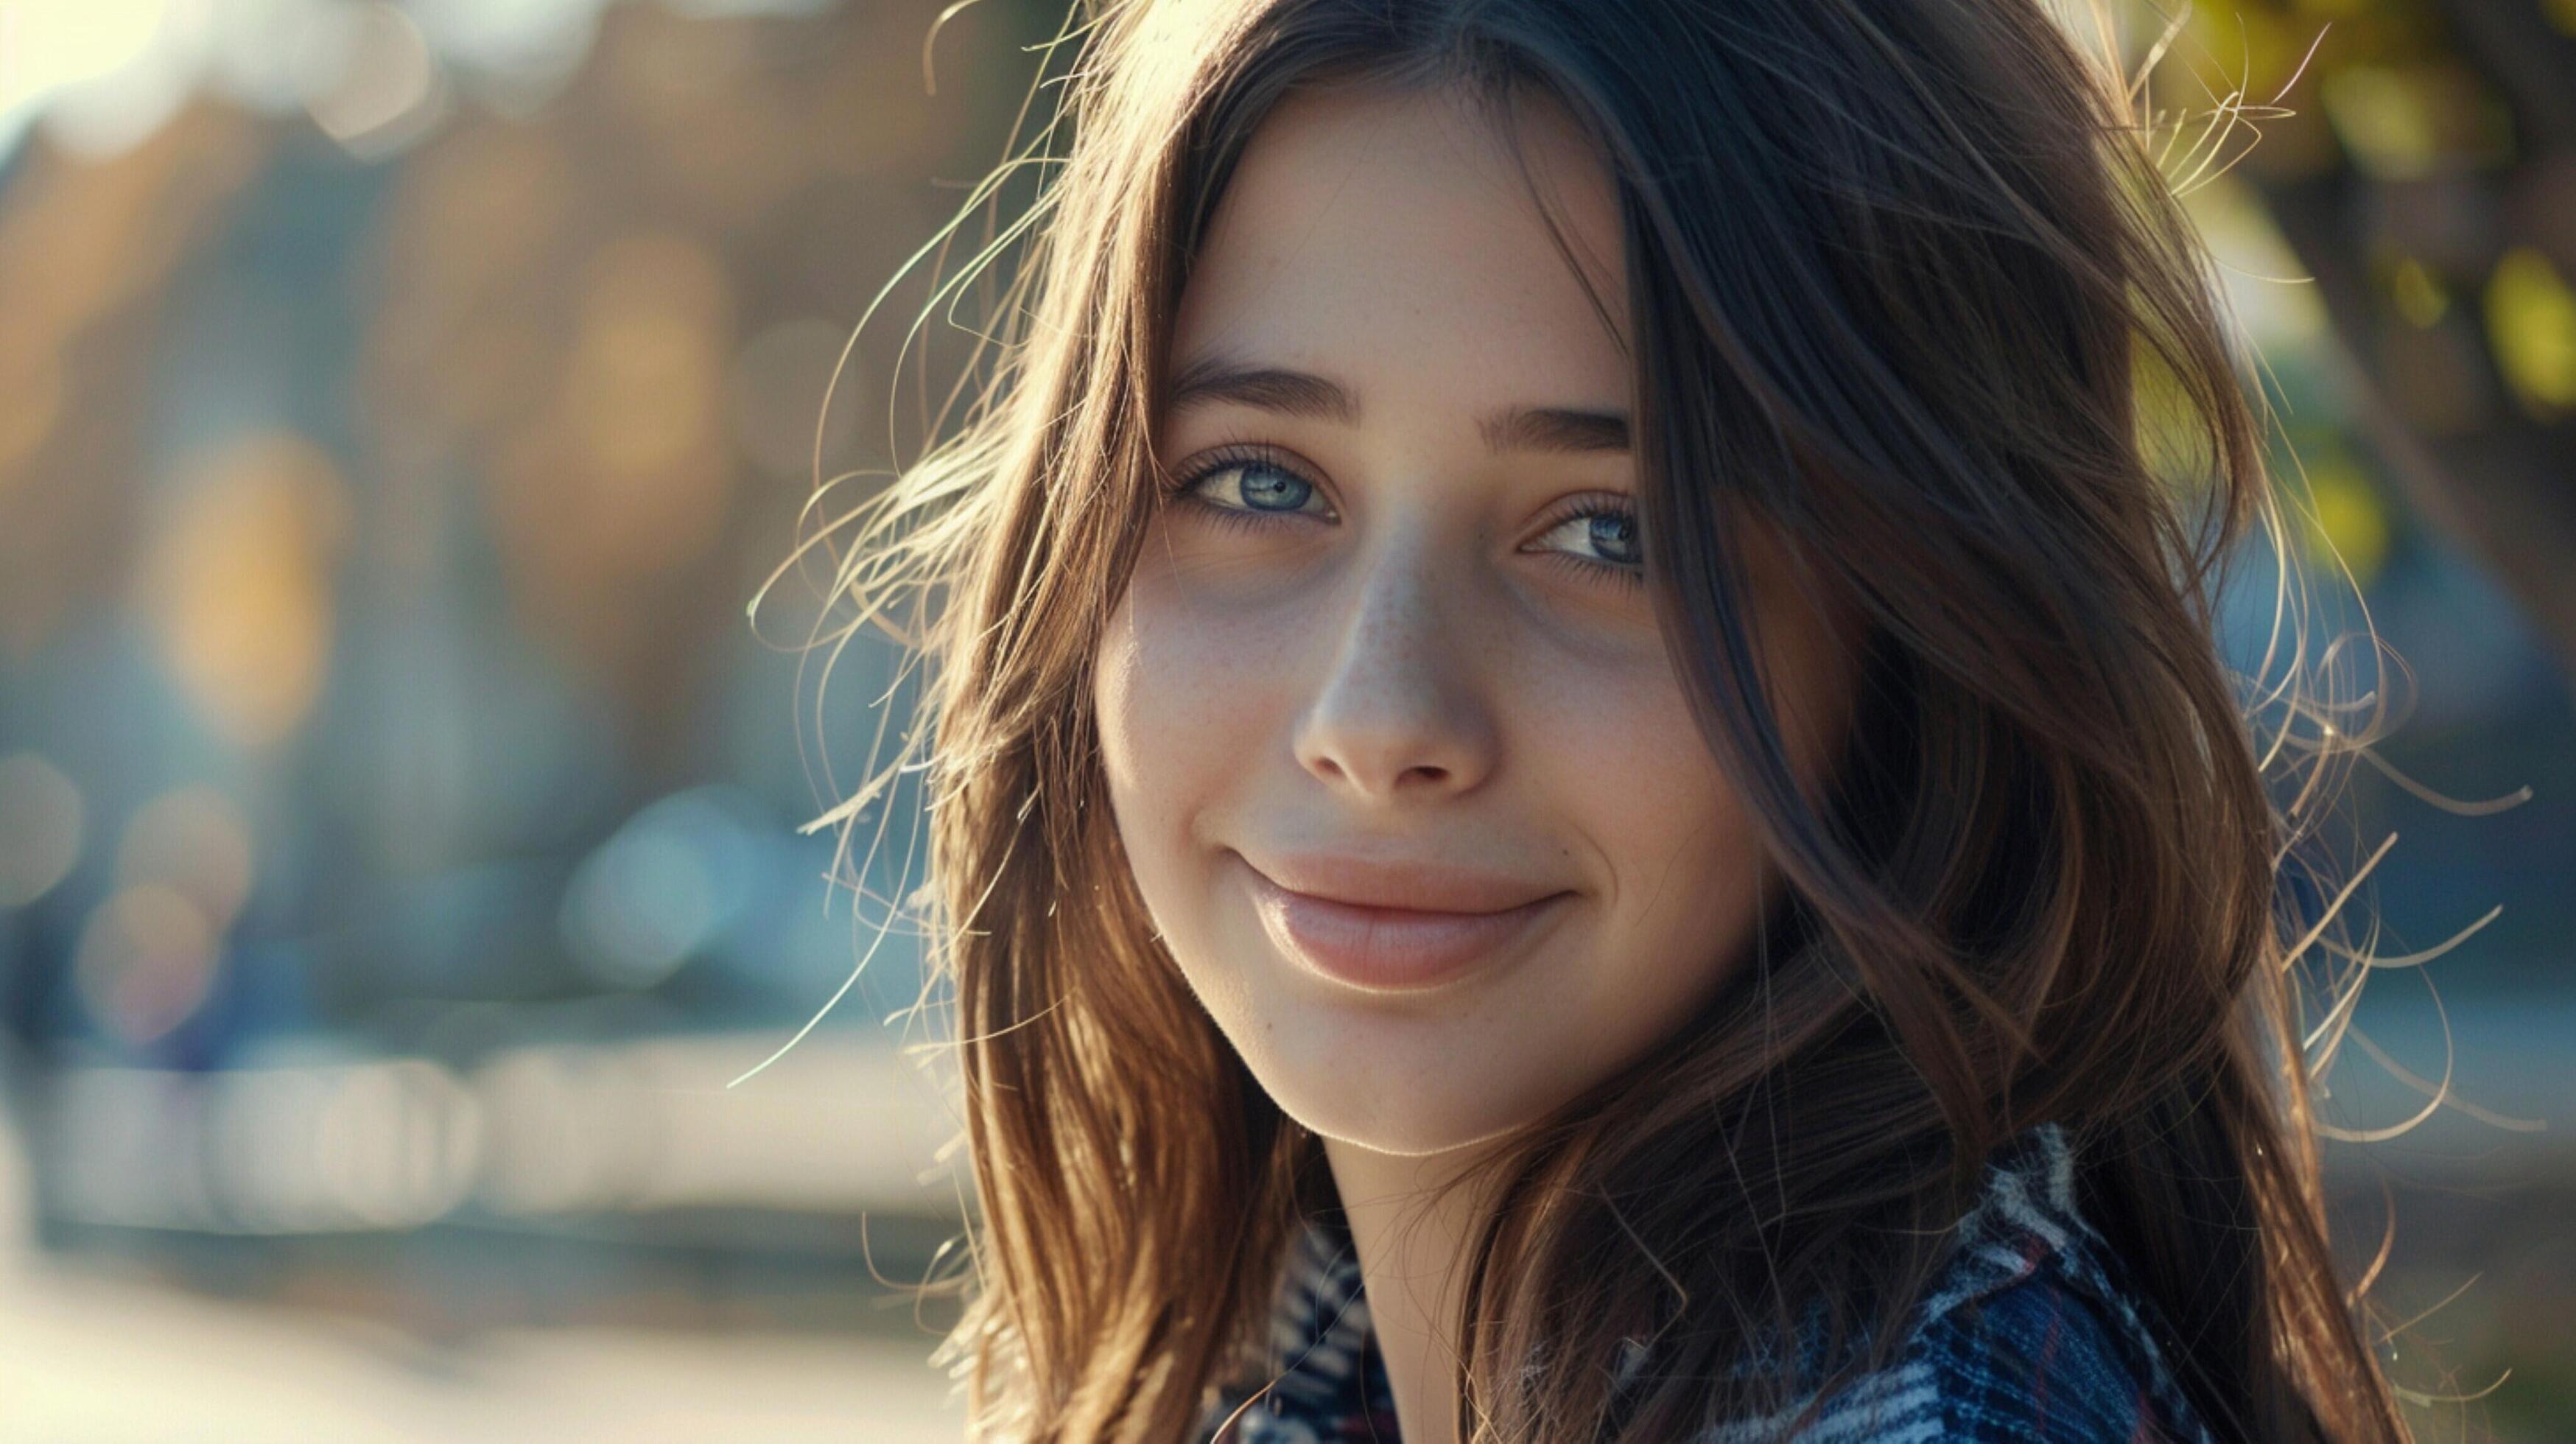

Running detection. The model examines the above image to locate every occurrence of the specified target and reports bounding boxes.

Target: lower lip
[1238,856,1570,993]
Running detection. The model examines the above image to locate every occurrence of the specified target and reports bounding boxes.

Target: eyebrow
[1165,354,1631,455]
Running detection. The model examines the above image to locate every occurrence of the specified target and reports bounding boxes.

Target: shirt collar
[1209,1122,2083,1440]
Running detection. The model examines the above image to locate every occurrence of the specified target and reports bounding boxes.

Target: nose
[1290,522,1499,802]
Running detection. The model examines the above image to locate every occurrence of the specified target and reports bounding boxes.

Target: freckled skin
[1093,80,1862,1159]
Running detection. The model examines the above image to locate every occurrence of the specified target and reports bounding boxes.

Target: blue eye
[1531,505,1642,569]
[1163,444,1646,594]
[1180,454,1324,518]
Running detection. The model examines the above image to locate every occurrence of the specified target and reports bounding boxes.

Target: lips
[1233,851,1571,992]
[1242,848,1565,913]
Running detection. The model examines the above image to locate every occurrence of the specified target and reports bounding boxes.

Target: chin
[1249,1055,1537,1158]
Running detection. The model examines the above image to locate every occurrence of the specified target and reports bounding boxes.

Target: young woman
[793,0,2422,1437]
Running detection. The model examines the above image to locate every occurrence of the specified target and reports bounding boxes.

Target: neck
[1319,1136,1508,1444]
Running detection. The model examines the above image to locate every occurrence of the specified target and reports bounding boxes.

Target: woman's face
[1093,80,1863,1156]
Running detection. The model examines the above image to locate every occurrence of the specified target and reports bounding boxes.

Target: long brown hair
[781,0,2428,1437]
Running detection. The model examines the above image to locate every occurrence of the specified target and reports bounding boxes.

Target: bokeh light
[72,882,220,1047]
[136,432,351,750]
[0,751,85,908]
[558,788,765,991]
[2486,245,2576,419]
[304,3,449,159]
[116,784,256,930]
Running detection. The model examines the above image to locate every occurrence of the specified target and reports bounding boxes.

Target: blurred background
[0,0,2567,1438]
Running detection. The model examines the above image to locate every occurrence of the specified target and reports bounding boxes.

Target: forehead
[1168,79,1629,418]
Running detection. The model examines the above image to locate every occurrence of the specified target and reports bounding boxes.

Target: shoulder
[1216,1124,2225,1443]
[1724,1123,2221,1443]
[1895,1256,2200,1441]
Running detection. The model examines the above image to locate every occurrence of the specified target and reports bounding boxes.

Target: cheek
[1092,564,1274,881]
[1505,638,1787,1070]
[1573,617,1858,1040]
[1545,667,1764,952]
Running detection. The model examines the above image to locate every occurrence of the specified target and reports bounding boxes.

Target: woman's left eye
[1167,447,1646,593]
[1525,502,1645,586]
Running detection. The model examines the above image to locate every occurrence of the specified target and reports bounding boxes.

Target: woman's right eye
[1169,450,1333,531]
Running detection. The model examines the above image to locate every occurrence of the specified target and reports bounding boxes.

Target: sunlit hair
[762,0,2468,1437]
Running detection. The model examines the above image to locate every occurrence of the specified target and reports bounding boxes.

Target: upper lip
[1238,848,1568,914]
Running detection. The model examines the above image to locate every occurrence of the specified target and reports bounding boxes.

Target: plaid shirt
[1196,1123,2219,1441]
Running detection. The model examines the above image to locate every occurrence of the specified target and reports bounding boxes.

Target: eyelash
[1162,443,1646,594]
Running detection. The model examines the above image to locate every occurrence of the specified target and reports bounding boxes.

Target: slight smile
[1232,851,1573,994]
